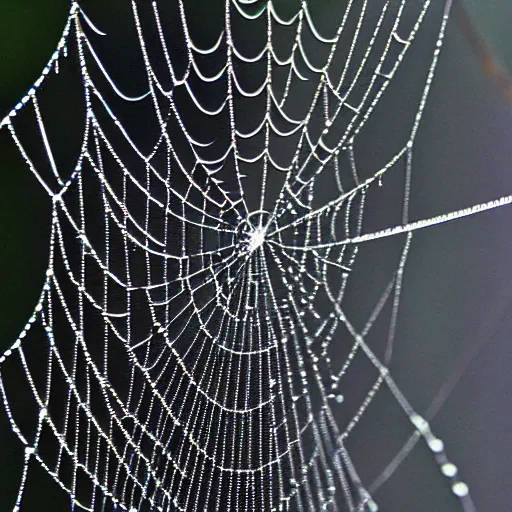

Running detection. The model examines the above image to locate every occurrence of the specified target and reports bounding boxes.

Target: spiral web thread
[1,0,509,510]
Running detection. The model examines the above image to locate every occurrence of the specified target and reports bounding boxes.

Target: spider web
[0,0,509,510]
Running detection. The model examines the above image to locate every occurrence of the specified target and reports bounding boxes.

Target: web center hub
[236,210,276,255]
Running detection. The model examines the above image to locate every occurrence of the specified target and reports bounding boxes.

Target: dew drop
[452,481,469,497]
[441,463,457,478]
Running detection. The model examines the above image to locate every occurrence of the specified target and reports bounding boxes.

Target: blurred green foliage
[465,0,512,72]
[0,0,67,115]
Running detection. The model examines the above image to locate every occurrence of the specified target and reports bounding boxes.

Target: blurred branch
[454,0,512,103]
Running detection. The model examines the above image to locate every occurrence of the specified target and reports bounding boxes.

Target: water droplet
[428,438,444,453]
[452,481,469,497]
[410,414,429,434]
[368,501,379,512]
[441,463,457,478]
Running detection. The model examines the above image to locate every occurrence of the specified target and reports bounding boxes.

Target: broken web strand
[0,0,507,510]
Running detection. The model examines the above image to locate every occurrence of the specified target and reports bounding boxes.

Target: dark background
[0,1,511,510]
